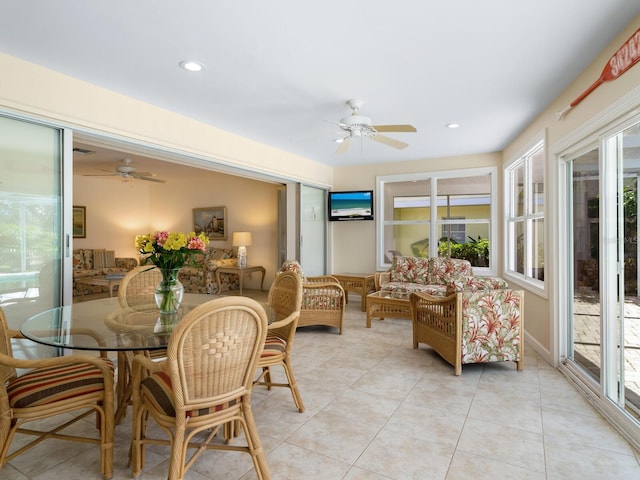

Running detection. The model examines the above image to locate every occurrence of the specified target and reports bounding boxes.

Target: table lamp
[233,231,252,268]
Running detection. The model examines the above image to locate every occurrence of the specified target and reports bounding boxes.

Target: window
[505,134,545,287]
[376,168,496,272]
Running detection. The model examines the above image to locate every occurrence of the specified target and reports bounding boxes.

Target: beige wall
[0,52,333,188]
[74,170,280,290]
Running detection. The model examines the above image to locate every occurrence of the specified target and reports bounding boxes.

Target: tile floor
[4,291,640,480]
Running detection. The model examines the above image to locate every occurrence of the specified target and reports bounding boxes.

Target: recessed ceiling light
[445,123,460,129]
[179,61,204,72]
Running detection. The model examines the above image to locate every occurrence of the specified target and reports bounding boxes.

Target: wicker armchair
[255,271,304,412]
[130,296,270,480]
[0,308,115,479]
[409,289,524,375]
[279,261,346,334]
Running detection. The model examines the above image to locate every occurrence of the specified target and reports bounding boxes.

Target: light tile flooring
[4,291,640,480]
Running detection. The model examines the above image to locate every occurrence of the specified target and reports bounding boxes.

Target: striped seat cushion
[261,335,286,357]
[7,360,113,409]
[141,371,235,417]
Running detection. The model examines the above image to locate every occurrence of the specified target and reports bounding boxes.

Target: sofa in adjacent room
[177,247,239,294]
[72,248,138,297]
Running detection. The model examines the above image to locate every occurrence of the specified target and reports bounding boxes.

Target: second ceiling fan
[335,99,417,154]
[83,159,166,183]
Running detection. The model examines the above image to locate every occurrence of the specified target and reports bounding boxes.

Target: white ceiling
[1,1,639,170]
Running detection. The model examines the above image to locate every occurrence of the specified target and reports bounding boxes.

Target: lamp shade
[232,231,252,247]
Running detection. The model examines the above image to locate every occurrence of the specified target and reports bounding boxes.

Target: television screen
[328,190,374,221]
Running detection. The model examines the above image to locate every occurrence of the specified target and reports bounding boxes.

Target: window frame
[504,130,547,295]
[376,167,498,274]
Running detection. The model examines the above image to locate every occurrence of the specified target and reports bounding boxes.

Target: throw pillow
[92,249,106,269]
[104,250,116,268]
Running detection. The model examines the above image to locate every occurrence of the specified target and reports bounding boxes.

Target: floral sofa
[72,249,138,296]
[177,247,239,294]
[378,255,523,375]
[376,255,509,299]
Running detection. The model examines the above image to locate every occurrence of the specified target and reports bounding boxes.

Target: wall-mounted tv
[328,190,374,221]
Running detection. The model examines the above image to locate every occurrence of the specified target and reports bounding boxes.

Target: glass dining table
[20,294,273,423]
[20,294,215,352]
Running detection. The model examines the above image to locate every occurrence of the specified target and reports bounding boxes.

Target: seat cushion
[261,335,286,357]
[141,371,236,417]
[380,282,448,299]
[7,360,113,408]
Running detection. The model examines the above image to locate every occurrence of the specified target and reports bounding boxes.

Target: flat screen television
[328,190,374,221]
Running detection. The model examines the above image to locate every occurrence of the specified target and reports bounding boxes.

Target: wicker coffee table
[75,274,123,298]
[366,291,412,328]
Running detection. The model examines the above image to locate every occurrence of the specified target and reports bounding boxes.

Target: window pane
[383,224,430,259]
[513,164,525,217]
[384,180,430,219]
[531,146,545,215]
[530,217,544,280]
[438,223,490,267]
[515,220,525,274]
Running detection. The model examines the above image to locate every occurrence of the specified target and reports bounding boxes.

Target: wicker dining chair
[130,296,270,480]
[254,270,304,412]
[0,307,115,479]
[118,265,163,310]
[114,265,165,423]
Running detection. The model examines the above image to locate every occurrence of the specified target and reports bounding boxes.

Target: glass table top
[20,294,273,352]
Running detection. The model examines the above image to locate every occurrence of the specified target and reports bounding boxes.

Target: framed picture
[73,206,86,238]
[193,206,227,241]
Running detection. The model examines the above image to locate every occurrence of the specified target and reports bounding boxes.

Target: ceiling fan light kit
[335,99,416,154]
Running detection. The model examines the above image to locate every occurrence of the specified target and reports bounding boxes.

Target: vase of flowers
[135,231,209,314]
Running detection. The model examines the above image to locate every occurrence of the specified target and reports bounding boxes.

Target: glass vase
[155,268,184,314]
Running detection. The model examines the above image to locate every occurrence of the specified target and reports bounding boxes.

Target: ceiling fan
[83,159,166,183]
[334,99,417,154]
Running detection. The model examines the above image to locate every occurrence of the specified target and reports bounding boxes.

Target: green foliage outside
[438,236,489,267]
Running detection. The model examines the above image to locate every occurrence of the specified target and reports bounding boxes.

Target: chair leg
[101,405,115,479]
[130,404,147,478]
[242,398,271,480]
[168,423,187,480]
[282,357,305,413]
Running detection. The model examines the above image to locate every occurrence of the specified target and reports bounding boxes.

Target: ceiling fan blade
[83,173,119,177]
[132,171,154,177]
[371,134,409,150]
[372,124,417,133]
[335,136,352,154]
[132,173,166,183]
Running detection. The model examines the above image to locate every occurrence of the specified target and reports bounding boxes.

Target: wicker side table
[365,291,412,328]
[333,273,376,311]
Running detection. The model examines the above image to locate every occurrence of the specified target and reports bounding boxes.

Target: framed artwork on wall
[193,206,227,241]
[73,206,86,238]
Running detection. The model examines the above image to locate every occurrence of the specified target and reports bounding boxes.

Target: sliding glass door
[300,184,327,276]
[564,117,640,446]
[0,114,65,326]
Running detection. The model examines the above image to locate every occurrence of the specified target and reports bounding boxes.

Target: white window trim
[504,130,547,298]
[376,166,497,274]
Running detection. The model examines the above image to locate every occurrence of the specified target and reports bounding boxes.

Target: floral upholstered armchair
[409,288,524,375]
[279,260,346,334]
[378,255,523,375]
